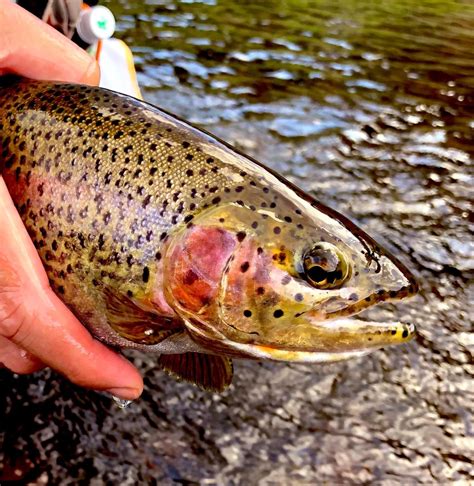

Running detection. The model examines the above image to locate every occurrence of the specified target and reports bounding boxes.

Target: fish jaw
[252,319,417,362]
[183,315,416,362]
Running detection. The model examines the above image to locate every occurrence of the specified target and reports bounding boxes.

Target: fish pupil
[302,243,350,289]
[307,265,327,283]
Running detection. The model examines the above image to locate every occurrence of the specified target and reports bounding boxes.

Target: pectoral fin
[102,285,181,345]
[157,353,233,392]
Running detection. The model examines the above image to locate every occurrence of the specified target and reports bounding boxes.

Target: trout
[0,78,418,391]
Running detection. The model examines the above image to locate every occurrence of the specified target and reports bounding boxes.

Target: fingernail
[81,59,100,86]
[106,387,141,400]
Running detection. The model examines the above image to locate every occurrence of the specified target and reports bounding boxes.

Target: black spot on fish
[273,309,284,318]
[243,310,252,318]
[142,195,152,208]
[142,267,150,283]
[236,231,246,242]
[240,262,250,273]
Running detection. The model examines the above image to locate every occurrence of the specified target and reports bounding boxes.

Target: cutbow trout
[0,78,418,391]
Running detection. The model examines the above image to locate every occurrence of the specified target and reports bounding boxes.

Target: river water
[1,0,473,483]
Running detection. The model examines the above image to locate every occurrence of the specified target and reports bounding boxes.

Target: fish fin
[157,353,233,392]
[102,285,181,345]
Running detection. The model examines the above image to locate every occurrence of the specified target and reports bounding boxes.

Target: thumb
[0,0,99,85]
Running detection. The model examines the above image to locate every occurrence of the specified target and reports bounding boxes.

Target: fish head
[164,187,418,362]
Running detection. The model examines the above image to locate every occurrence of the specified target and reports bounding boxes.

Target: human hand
[0,0,143,400]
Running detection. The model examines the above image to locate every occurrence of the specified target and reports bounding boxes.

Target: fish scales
[1,81,236,295]
[0,79,418,391]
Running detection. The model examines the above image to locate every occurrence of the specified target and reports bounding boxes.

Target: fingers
[0,0,99,85]
[0,336,44,374]
[12,287,143,399]
[0,179,143,399]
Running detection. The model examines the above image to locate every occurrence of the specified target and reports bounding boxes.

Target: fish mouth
[205,280,418,363]
[245,279,418,362]
[185,309,417,363]
[226,317,417,363]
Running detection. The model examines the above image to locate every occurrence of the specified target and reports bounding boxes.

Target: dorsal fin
[157,353,233,392]
[102,285,182,345]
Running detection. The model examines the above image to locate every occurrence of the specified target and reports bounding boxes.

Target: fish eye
[302,243,351,289]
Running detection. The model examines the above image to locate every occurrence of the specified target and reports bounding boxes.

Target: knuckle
[0,344,44,375]
[0,304,27,341]
[0,256,26,340]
